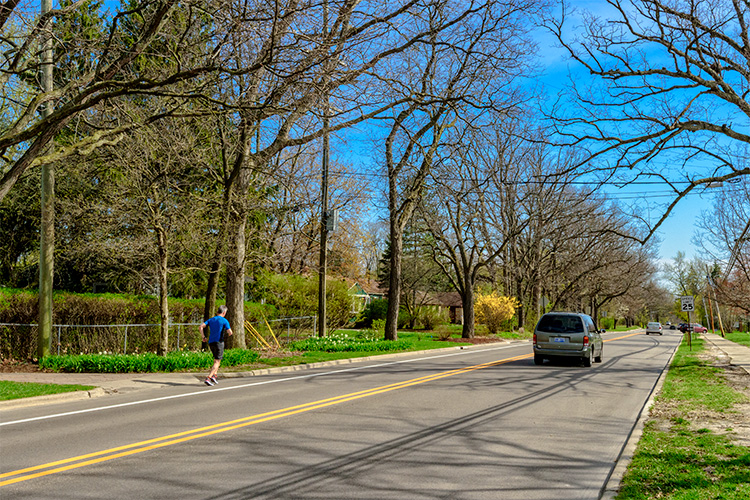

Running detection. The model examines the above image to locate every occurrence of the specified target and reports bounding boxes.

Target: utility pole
[38,0,54,358]
[317,0,330,338]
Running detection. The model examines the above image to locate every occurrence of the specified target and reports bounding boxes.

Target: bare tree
[419,123,528,338]
[547,0,750,240]
[379,0,543,340]
[207,0,459,343]
[264,147,373,277]
[99,118,211,354]
[695,178,750,315]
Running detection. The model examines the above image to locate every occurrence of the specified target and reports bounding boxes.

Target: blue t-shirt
[205,315,231,343]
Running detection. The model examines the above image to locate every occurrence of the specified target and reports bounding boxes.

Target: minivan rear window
[537,315,584,334]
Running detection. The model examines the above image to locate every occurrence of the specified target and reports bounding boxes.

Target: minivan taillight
[533,333,537,345]
[583,335,589,347]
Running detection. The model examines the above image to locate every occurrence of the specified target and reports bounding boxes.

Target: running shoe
[210,376,218,385]
[204,378,215,386]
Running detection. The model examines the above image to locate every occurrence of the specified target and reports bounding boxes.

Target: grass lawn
[725,331,750,348]
[242,330,499,370]
[0,380,96,401]
[615,336,750,499]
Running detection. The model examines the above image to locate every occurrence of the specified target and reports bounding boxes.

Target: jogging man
[200,305,233,386]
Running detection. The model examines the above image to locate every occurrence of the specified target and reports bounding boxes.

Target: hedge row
[0,287,204,325]
[0,288,276,360]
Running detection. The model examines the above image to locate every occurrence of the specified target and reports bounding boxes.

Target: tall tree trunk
[205,121,234,323]
[224,155,252,349]
[203,188,231,323]
[225,221,246,349]
[516,278,525,331]
[156,226,169,356]
[460,278,475,338]
[385,221,403,341]
[203,260,220,321]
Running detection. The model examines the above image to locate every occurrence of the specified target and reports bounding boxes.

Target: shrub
[475,293,518,335]
[38,348,259,373]
[289,332,412,353]
[254,273,353,330]
[356,299,388,327]
[398,309,414,329]
[372,319,386,334]
[418,307,448,330]
[434,325,453,340]
[0,287,273,360]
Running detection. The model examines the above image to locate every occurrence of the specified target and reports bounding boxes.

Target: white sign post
[680,296,694,349]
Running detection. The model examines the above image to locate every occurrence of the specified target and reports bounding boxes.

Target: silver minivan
[533,312,604,366]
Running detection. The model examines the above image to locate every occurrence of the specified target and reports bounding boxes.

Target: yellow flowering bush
[474,293,518,334]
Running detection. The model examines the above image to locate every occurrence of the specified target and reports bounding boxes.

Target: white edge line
[1,343,520,427]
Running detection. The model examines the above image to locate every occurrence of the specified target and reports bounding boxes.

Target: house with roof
[346,279,386,314]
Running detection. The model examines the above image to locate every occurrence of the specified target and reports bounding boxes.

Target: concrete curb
[599,338,681,500]
[1,387,108,410]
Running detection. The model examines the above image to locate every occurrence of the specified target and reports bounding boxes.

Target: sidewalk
[702,332,750,376]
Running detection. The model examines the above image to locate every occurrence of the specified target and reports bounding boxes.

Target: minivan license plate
[552,337,566,343]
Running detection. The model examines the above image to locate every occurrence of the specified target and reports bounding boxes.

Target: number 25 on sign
[681,296,694,312]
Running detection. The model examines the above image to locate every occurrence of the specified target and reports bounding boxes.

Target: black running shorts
[209,341,224,360]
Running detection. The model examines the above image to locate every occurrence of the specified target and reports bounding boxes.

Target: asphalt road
[0,331,680,499]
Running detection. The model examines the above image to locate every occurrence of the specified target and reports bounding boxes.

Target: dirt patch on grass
[0,359,41,373]
[650,342,750,446]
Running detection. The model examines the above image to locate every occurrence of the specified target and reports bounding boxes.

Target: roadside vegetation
[725,331,750,348]
[32,330,508,374]
[0,381,96,401]
[616,336,750,500]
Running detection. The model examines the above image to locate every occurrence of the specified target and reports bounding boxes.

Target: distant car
[669,324,677,330]
[691,323,707,333]
[533,312,604,367]
[678,323,692,333]
[645,322,663,335]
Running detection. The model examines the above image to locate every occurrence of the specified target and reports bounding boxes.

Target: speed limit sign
[681,296,694,312]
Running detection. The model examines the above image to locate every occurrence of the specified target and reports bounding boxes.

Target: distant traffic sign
[680,296,694,312]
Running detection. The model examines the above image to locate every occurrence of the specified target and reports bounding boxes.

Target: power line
[319,168,743,189]
[282,169,740,202]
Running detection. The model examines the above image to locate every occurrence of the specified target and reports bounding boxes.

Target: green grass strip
[616,337,750,499]
[725,331,750,348]
[0,380,96,401]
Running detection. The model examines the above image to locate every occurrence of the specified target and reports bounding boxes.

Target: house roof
[345,278,386,297]
[429,292,462,308]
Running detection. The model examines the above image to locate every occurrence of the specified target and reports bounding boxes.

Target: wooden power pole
[38,0,54,358]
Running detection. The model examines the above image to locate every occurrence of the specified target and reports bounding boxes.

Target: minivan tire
[534,354,544,365]
[583,351,592,367]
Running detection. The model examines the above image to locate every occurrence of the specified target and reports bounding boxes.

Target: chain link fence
[0,322,203,359]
